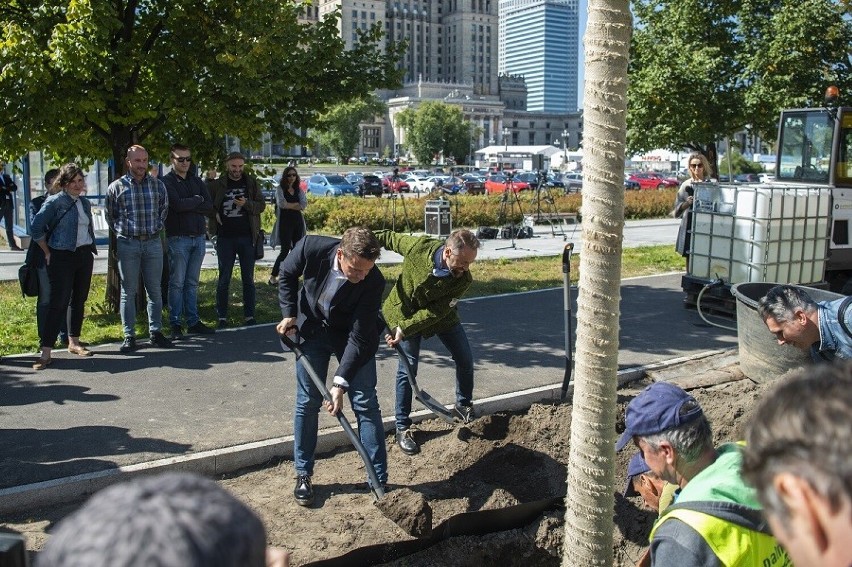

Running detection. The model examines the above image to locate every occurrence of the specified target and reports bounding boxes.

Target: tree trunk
[562,1,631,565]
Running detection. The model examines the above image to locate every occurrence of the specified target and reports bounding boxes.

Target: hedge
[261,188,676,234]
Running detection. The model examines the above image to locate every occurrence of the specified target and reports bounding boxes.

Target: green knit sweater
[376,230,472,338]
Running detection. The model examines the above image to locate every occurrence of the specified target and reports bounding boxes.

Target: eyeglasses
[689,163,703,169]
[172,156,192,163]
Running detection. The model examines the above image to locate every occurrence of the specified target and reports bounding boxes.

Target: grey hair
[37,472,267,567]
[639,409,714,464]
[446,229,481,254]
[757,285,817,323]
[742,362,852,530]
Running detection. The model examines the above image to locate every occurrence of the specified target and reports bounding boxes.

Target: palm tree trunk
[562,1,631,565]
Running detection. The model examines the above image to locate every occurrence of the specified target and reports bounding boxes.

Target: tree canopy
[315,95,387,162]
[0,1,404,171]
[628,0,852,156]
[397,101,474,166]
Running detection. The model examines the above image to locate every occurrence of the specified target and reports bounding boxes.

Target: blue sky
[576,0,587,109]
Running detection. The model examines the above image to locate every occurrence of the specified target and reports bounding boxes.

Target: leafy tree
[628,0,852,161]
[397,102,474,166]
[0,1,404,172]
[562,0,630,564]
[314,95,387,163]
[719,149,764,176]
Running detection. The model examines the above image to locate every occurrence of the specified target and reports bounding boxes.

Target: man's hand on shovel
[324,385,345,416]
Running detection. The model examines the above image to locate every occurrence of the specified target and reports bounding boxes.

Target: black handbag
[255,230,265,260]
[18,262,38,297]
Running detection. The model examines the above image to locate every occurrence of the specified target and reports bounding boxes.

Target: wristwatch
[331,383,347,393]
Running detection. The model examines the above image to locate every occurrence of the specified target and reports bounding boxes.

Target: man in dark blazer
[276,226,387,507]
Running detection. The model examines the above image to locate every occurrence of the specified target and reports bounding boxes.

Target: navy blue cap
[624,452,651,497]
[615,382,704,451]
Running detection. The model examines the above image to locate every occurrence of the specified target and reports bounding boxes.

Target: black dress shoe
[294,475,314,506]
[119,336,137,353]
[150,331,174,348]
[395,428,420,455]
[187,321,215,334]
[171,324,184,340]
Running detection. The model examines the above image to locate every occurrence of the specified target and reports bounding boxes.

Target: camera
[505,170,514,179]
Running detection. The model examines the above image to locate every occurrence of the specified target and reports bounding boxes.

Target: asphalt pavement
[0,217,738,517]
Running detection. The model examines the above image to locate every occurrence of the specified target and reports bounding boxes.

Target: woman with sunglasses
[673,152,711,263]
[30,163,98,369]
[268,166,307,285]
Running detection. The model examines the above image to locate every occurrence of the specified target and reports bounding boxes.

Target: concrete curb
[0,348,733,516]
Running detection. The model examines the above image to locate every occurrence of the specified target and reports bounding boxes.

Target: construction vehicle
[682,86,852,314]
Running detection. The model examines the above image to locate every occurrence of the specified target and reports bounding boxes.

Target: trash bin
[425,200,451,237]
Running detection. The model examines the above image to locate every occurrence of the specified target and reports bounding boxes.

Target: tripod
[383,175,413,233]
[496,174,525,250]
[529,171,567,240]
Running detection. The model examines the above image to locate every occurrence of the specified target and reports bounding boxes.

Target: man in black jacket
[276,227,387,507]
[0,162,21,250]
[163,144,215,338]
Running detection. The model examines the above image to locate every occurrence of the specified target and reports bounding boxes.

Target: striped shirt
[106,173,168,238]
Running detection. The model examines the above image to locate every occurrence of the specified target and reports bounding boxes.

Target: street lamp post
[562,129,569,169]
[502,127,510,151]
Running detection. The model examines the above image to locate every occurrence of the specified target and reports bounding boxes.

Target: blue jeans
[293,332,388,484]
[168,235,206,327]
[117,236,164,337]
[215,235,255,319]
[394,322,474,430]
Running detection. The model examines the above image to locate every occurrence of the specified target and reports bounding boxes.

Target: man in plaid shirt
[106,145,173,353]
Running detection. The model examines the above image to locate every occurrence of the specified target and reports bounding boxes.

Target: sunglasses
[172,156,192,163]
[689,163,703,168]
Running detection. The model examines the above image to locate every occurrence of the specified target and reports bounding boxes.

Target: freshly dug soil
[4,371,769,566]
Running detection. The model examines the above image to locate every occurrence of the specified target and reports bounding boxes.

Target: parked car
[257,177,277,203]
[561,172,584,193]
[627,172,679,190]
[484,174,531,194]
[402,174,434,193]
[734,173,761,183]
[758,173,775,183]
[305,173,358,197]
[459,173,486,195]
[381,174,410,193]
[358,174,384,197]
[624,176,641,190]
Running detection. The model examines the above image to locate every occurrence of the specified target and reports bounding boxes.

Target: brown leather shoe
[32,357,52,370]
[68,345,93,357]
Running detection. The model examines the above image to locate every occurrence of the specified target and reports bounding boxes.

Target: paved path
[0,218,680,281]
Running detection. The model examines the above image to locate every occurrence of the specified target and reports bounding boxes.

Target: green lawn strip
[0,245,682,356]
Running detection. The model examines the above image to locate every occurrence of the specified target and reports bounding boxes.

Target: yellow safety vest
[650,507,791,567]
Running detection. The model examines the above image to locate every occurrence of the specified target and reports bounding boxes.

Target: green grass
[0,245,683,356]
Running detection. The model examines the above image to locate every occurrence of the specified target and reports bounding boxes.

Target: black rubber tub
[730,282,842,383]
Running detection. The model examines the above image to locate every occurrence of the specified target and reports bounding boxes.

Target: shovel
[560,242,575,401]
[279,334,385,500]
[379,314,457,425]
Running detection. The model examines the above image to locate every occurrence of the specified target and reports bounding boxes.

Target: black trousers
[271,215,306,277]
[42,246,94,348]
[0,201,14,245]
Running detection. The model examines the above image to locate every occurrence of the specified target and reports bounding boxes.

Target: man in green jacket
[376,228,480,455]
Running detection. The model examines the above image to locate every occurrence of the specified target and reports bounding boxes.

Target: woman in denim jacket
[30,163,98,370]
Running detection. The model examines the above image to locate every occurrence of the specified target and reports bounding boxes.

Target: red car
[627,172,679,190]
[484,174,531,194]
[381,175,410,193]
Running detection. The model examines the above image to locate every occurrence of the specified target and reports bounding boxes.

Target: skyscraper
[499,0,579,113]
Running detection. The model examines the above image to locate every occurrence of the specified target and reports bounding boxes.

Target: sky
[576,0,588,109]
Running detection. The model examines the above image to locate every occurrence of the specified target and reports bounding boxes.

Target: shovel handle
[279,334,385,500]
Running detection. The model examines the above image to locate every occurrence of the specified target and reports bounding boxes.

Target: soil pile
[5,371,769,566]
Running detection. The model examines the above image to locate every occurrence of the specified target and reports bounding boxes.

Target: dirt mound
[5,373,769,566]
